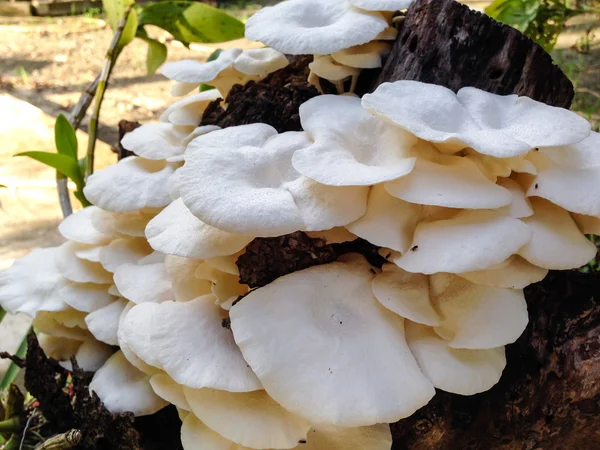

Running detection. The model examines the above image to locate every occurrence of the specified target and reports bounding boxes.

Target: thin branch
[68,74,101,130]
[576,87,600,98]
[85,6,134,179]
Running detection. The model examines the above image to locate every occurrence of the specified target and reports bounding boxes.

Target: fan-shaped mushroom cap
[84,157,178,212]
[233,48,289,77]
[113,256,174,304]
[60,339,114,372]
[121,123,194,160]
[150,374,191,411]
[457,256,547,289]
[117,303,162,375]
[184,387,310,449]
[572,213,600,235]
[160,90,222,127]
[180,128,366,236]
[385,156,512,209]
[540,130,600,169]
[161,48,242,96]
[362,81,591,157]
[38,334,82,361]
[527,151,600,216]
[122,296,261,392]
[58,282,115,313]
[73,245,103,262]
[309,56,360,81]
[405,321,506,395]
[90,351,168,416]
[331,41,391,69]
[245,0,388,55]
[429,274,528,349]
[372,263,440,326]
[146,198,254,259]
[395,210,532,274]
[164,255,212,302]
[33,310,91,341]
[306,227,358,244]
[0,247,69,317]
[90,208,157,238]
[231,257,435,427]
[496,178,533,218]
[194,263,248,305]
[294,95,417,186]
[56,242,113,284]
[518,198,597,269]
[85,298,128,346]
[348,0,413,10]
[58,206,112,244]
[99,238,153,273]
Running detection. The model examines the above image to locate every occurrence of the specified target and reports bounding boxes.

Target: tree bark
[375,0,600,448]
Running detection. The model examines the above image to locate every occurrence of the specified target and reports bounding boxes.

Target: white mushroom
[362,81,591,157]
[98,238,153,273]
[294,95,418,186]
[231,257,435,427]
[372,263,440,326]
[84,157,178,213]
[85,299,128,346]
[540,130,600,169]
[33,310,91,341]
[457,256,547,289]
[429,273,528,350]
[160,90,222,127]
[245,0,388,55]
[164,255,213,302]
[113,254,174,304]
[348,0,413,10]
[184,387,310,449]
[146,198,254,259]
[331,41,391,69]
[89,351,168,416]
[149,374,191,411]
[121,123,195,160]
[496,178,533,218]
[572,213,600,235]
[308,56,360,93]
[121,296,261,392]
[232,48,289,77]
[90,208,157,238]
[58,206,112,245]
[55,241,113,284]
[394,209,532,274]
[405,321,506,395]
[306,227,358,244]
[518,198,597,269]
[60,339,114,372]
[58,281,115,313]
[180,127,366,236]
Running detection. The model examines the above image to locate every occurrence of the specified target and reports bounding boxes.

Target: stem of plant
[0,417,21,434]
[0,328,30,392]
[2,434,21,450]
[85,5,133,179]
[0,307,6,326]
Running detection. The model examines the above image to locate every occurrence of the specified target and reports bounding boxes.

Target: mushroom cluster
[2,0,600,448]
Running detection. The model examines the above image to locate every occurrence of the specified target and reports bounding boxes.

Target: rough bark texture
[374,0,574,108]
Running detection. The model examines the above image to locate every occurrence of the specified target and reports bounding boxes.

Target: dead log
[376,0,599,448]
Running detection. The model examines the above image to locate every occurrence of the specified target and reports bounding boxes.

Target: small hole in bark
[401,32,410,45]
[455,18,463,28]
[409,35,418,53]
[490,69,503,80]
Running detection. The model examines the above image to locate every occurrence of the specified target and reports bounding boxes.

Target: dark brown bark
[374,0,574,108]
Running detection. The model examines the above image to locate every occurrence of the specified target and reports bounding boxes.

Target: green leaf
[138,1,244,46]
[0,329,30,392]
[0,307,6,327]
[54,114,78,159]
[102,0,138,51]
[485,0,540,31]
[200,49,222,91]
[138,34,168,75]
[15,152,84,188]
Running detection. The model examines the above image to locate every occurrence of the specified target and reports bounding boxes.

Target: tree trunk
[375,0,600,448]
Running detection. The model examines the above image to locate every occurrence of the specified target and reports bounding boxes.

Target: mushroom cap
[160,90,222,127]
[496,178,533,218]
[113,256,174,304]
[85,299,128,346]
[348,0,414,10]
[33,310,91,341]
[84,157,177,213]
[540,130,600,169]
[149,374,191,411]
[394,209,533,274]
[232,48,289,77]
[99,238,153,273]
[457,255,547,289]
[0,247,69,317]
[146,198,254,259]
[58,206,112,244]
[121,123,193,160]
[294,95,417,186]
[372,263,440,326]
[89,351,168,416]
[331,41,391,69]
[161,48,243,88]
[301,423,393,450]
[346,185,421,253]
[231,257,435,427]
[58,281,115,313]
[362,81,591,157]
[245,0,388,55]
[56,241,113,284]
[164,255,213,302]
[306,227,358,244]
[60,339,114,372]
[309,55,360,81]
[90,208,157,238]
[572,213,600,235]
[73,245,103,262]
[527,151,600,216]
[384,155,512,209]
[122,296,261,392]
[429,274,528,349]
[180,128,366,235]
[38,334,82,361]
[518,198,597,269]
[405,321,506,395]
[194,262,248,305]
[184,387,310,449]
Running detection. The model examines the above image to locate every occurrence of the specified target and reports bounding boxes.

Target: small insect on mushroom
[35,429,82,450]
